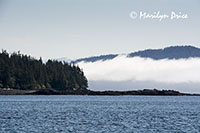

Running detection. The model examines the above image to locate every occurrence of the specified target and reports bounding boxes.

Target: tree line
[0,50,88,90]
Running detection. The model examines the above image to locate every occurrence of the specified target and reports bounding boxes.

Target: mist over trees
[0,50,88,90]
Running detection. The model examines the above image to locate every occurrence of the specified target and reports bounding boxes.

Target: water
[0,96,200,133]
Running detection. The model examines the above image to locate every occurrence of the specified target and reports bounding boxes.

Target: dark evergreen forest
[0,50,88,90]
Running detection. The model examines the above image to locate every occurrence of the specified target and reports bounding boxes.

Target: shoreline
[0,88,199,96]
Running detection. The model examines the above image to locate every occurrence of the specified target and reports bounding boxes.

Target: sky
[0,0,200,60]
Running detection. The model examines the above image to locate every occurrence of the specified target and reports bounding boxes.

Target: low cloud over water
[78,55,200,93]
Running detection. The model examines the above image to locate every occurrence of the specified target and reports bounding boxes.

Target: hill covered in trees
[0,50,88,90]
[128,45,200,59]
[72,45,200,63]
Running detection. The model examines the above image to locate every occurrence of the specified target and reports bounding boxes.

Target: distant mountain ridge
[73,54,118,63]
[72,45,200,63]
[128,45,200,59]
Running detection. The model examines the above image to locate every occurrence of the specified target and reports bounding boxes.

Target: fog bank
[78,55,200,93]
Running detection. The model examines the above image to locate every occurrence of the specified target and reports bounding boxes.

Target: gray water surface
[0,96,200,133]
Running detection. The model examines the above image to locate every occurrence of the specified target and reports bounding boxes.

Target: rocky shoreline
[0,88,199,96]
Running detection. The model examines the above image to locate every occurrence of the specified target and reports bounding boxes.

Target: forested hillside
[73,46,200,63]
[0,50,88,90]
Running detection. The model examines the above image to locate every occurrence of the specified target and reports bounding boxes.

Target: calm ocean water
[0,96,200,133]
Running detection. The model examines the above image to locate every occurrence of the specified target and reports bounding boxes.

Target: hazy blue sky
[0,0,200,60]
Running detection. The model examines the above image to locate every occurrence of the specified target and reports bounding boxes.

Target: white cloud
[78,55,200,83]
